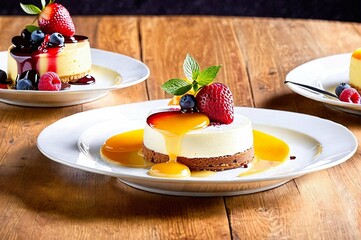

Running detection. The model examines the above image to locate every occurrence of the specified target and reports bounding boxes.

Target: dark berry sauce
[61,82,71,90]
[70,75,95,85]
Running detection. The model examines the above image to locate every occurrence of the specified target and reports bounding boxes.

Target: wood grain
[0,16,361,239]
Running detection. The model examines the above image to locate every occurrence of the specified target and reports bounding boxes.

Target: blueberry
[48,33,65,47]
[30,30,45,44]
[180,94,197,112]
[335,82,351,97]
[0,70,8,84]
[18,70,40,89]
[16,78,33,90]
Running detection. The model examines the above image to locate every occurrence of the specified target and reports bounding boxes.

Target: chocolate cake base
[142,145,254,171]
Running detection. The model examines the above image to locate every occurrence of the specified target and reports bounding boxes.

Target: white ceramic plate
[0,49,149,107]
[285,53,361,115]
[37,100,357,196]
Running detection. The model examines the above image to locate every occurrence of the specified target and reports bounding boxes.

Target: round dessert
[349,48,361,93]
[4,1,93,90]
[7,35,91,83]
[142,111,254,171]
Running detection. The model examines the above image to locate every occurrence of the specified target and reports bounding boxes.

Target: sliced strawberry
[196,82,234,124]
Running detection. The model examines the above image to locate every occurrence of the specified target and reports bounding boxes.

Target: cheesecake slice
[142,111,254,171]
[349,48,361,92]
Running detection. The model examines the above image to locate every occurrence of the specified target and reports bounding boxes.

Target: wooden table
[1,16,361,239]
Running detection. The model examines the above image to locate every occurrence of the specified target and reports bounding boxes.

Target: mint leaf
[20,3,41,15]
[161,78,192,95]
[25,25,40,32]
[183,54,200,81]
[192,81,200,93]
[196,65,221,86]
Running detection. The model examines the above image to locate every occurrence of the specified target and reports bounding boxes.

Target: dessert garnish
[38,72,62,91]
[99,54,290,179]
[0,70,11,89]
[161,54,234,124]
[285,80,361,104]
[16,70,40,90]
[1,0,93,91]
[20,0,75,37]
[335,82,361,104]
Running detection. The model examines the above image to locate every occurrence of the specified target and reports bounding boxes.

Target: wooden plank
[140,16,253,107]
[140,16,235,239]
[74,16,149,110]
[227,17,361,239]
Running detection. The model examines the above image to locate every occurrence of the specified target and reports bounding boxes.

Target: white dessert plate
[0,49,149,107]
[285,53,361,115]
[37,100,357,196]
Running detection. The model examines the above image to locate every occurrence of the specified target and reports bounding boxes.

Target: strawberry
[161,54,235,124]
[196,83,234,124]
[21,1,75,37]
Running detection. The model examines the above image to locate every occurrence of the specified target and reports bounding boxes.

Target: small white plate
[0,49,149,107]
[285,53,361,115]
[37,100,357,196]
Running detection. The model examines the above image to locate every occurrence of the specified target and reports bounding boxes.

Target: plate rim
[285,53,361,113]
[0,48,150,94]
[36,99,358,184]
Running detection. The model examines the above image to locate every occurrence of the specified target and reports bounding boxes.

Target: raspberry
[339,88,361,104]
[38,72,61,91]
[196,82,234,124]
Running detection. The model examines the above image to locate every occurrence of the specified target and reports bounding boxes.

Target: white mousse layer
[143,113,253,158]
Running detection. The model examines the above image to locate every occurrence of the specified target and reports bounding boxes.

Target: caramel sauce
[100,129,147,167]
[100,115,291,178]
[238,130,290,176]
[146,111,210,178]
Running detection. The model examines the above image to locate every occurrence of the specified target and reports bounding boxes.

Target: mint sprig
[161,54,221,96]
[183,54,199,81]
[20,0,55,15]
[20,3,42,15]
[25,25,40,32]
[161,78,192,95]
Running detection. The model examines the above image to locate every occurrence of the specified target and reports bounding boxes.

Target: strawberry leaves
[161,54,221,96]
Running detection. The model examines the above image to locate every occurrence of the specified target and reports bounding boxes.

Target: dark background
[2,0,361,22]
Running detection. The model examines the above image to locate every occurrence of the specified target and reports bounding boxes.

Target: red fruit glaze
[38,72,61,91]
[195,82,234,124]
[38,3,75,37]
[339,88,361,104]
[0,84,8,89]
